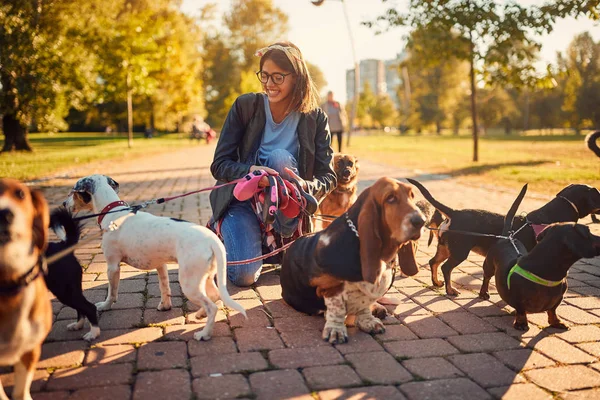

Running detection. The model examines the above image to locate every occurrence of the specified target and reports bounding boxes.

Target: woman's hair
[258,41,320,114]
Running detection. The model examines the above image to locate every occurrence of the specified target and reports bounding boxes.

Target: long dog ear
[106,176,120,193]
[358,188,383,284]
[30,189,49,253]
[397,241,419,276]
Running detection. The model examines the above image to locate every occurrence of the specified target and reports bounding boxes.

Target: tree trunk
[469,37,479,162]
[436,121,442,135]
[126,70,133,148]
[2,113,32,152]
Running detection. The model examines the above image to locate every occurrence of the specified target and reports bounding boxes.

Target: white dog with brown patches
[63,174,246,341]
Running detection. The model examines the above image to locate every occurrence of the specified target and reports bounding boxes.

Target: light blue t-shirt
[257,94,300,165]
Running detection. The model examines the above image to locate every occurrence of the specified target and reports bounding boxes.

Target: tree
[477,87,517,134]
[0,0,101,151]
[306,61,327,93]
[356,82,376,128]
[371,94,397,129]
[369,0,549,161]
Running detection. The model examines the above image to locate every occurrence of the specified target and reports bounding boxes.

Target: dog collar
[334,185,355,194]
[0,256,46,297]
[345,213,359,238]
[556,195,581,218]
[98,200,129,226]
[507,264,565,290]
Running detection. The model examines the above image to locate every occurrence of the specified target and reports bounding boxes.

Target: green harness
[507,264,565,290]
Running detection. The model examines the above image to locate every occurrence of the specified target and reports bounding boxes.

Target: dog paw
[550,322,569,330]
[193,329,212,341]
[445,287,460,297]
[478,291,490,300]
[513,322,530,331]
[67,320,84,331]
[82,326,101,342]
[432,279,444,288]
[95,301,112,311]
[195,308,207,319]
[157,301,172,311]
[357,316,386,334]
[322,323,348,344]
[370,302,388,320]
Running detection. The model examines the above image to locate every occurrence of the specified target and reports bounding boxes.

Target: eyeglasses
[256,71,292,85]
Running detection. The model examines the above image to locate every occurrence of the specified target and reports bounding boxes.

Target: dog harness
[507,264,565,290]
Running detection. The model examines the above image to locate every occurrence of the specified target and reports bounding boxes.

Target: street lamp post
[311,0,360,147]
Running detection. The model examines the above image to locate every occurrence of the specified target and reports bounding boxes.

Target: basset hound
[281,177,425,343]
[0,178,51,400]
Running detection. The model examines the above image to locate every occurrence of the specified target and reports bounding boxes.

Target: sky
[182,0,600,103]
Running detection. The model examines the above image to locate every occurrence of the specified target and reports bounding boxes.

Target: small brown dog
[0,178,52,400]
[318,153,360,229]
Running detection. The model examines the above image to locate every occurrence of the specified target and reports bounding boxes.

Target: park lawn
[0,132,193,181]
[348,133,600,195]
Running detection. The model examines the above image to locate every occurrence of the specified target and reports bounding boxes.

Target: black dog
[480,191,600,331]
[46,208,100,341]
[407,178,600,296]
[586,131,600,223]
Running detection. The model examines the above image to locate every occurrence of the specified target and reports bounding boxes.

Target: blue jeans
[221,149,299,286]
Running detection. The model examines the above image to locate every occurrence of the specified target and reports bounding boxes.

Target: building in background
[346,52,406,108]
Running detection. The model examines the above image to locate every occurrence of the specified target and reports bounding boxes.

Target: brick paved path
[3,144,600,400]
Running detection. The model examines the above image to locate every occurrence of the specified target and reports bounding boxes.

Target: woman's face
[261,59,295,108]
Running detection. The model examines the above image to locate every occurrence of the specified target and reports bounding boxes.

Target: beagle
[281,177,425,343]
[0,178,52,400]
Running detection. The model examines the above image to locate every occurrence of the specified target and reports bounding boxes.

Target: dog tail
[406,178,454,218]
[50,207,81,246]
[502,184,528,236]
[213,241,247,319]
[586,131,600,158]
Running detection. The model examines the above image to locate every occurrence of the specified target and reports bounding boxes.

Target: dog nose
[410,214,425,229]
[342,169,351,178]
[0,209,14,225]
[62,201,67,207]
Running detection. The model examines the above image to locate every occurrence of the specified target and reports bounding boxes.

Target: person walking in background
[321,91,347,152]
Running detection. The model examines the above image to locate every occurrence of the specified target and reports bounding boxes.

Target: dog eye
[386,195,396,204]
[348,162,354,167]
[15,189,25,200]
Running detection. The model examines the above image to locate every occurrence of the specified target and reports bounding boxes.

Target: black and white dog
[46,208,100,341]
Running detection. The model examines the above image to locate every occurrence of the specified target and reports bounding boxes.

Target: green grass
[0,132,193,180]
[348,132,600,194]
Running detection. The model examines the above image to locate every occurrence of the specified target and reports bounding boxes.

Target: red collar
[98,200,128,226]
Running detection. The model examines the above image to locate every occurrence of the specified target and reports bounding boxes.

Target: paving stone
[279,328,330,348]
[188,336,238,356]
[402,357,464,380]
[525,365,600,391]
[558,305,600,324]
[403,314,458,338]
[28,391,70,400]
[84,344,136,365]
[228,299,272,328]
[249,369,311,400]
[561,388,600,400]
[94,327,163,345]
[234,327,285,352]
[190,352,268,377]
[146,296,183,309]
[448,353,523,388]
[99,308,142,330]
[319,385,406,400]
[185,307,228,324]
[412,295,463,313]
[565,296,600,310]
[109,293,145,310]
[452,299,507,317]
[263,299,304,318]
[302,365,362,390]
[334,328,383,354]
[446,332,521,353]
[552,325,600,343]
[193,374,251,399]
[137,341,188,370]
[69,385,132,400]
[115,278,146,293]
[577,342,600,357]
[133,369,191,400]
[143,307,185,326]
[528,336,595,364]
[46,320,96,342]
[38,341,86,369]
[274,315,325,332]
[0,370,49,395]
[492,348,555,371]
[46,363,133,390]
[147,282,182,297]
[385,299,430,318]
[374,324,419,342]
[438,311,498,334]
[399,378,491,400]
[255,284,282,300]
[487,384,552,400]
[346,351,413,384]
[384,338,459,359]
[269,346,344,369]
[163,322,231,340]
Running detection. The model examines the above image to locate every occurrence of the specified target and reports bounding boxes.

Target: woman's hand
[249,165,279,187]
[284,167,307,190]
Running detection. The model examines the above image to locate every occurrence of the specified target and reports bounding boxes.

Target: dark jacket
[210,93,337,223]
